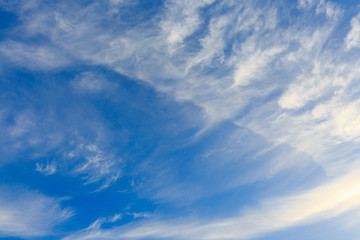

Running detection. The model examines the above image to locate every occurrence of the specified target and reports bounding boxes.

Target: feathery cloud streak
[1,0,360,239]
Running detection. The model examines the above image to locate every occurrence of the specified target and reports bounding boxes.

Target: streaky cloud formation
[1,0,360,239]
[63,167,360,239]
[0,187,72,238]
[345,13,360,49]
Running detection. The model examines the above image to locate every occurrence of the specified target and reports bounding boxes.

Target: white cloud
[0,0,286,127]
[298,0,315,8]
[297,0,342,19]
[131,211,155,219]
[1,0,353,180]
[238,40,360,176]
[73,143,123,189]
[86,213,123,231]
[8,111,36,138]
[3,107,123,188]
[72,72,118,93]
[278,60,356,109]
[345,13,360,49]
[0,0,345,129]
[0,41,70,70]
[84,211,154,233]
[4,109,66,157]
[63,168,360,239]
[312,98,360,141]
[36,161,57,175]
[232,46,284,87]
[2,0,352,188]
[0,187,72,238]
[3,0,360,239]
[161,0,215,45]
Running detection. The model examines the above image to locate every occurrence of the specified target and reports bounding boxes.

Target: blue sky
[1,0,360,239]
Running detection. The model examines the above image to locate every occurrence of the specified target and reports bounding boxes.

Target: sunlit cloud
[1,0,360,239]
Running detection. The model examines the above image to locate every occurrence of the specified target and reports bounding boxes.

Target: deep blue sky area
[1,1,360,239]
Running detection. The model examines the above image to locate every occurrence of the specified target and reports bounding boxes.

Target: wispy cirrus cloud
[1,0,286,126]
[239,24,360,176]
[345,13,360,49]
[1,87,123,188]
[63,167,360,240]
[72,143,123,189]
[0,187,72,238]
[161,0,216,46]
[4,0,357,198]
[36,161,57,175]
[0,41,71,70]
[0,0,349,127]
[72,72,119,93]
[2,0,360,239]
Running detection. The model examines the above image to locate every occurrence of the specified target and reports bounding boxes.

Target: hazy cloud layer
[1,0,360,239]
[0,187,72,238]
